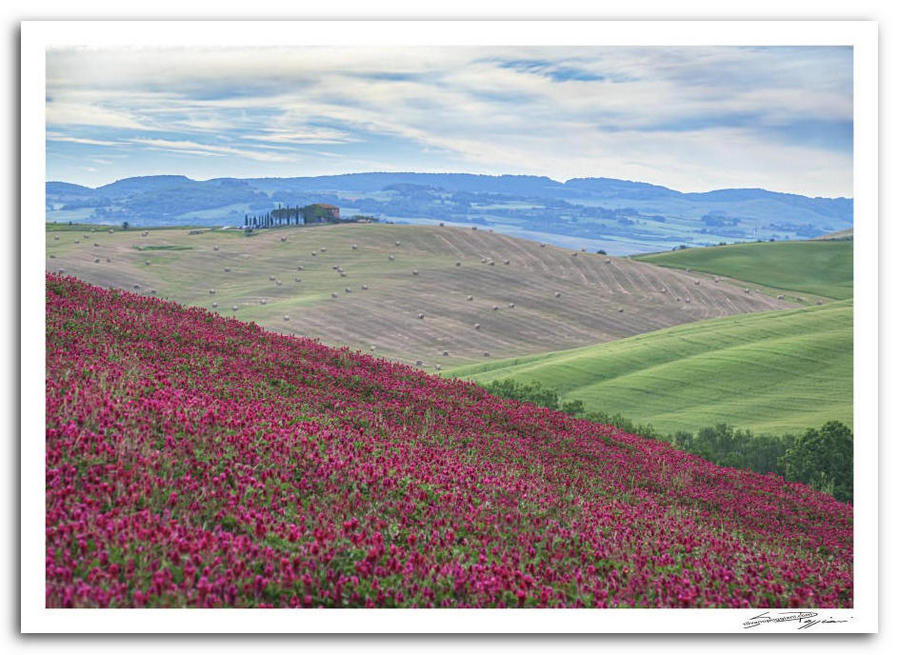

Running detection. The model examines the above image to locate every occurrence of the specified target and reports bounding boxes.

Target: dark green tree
[779,421,853,502]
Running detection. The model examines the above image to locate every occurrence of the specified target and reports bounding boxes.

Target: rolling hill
[634,239,853,300]
[46,223,799,368]
[46,173,853,254]
[45,274,853,608]
[447,300,853,436]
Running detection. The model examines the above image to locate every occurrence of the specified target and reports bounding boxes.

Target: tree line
[482,379,853,503]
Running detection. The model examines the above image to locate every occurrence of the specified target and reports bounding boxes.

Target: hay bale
[388,255,395,261]
[275,280,282,286]
[492,305,498,311]
[685,298,691,304]
[467,295,473,301]
[554,291,561,298]
[209,289,216,295]
[311,252,317,257]
[442,351,449,356]
[435,364,442,371]
[540,243,546,248]
[395,240,401,246]
[481,257,487,263]
[412,270,419,276]
[694,280,700,285]
[474,323,481,330]
[284,315,290,321]
[109,229,114,234]
[297,265,304,271]
[74,239,80,244]
[94,242,100,247]
[141,231,148,237]
[508,303,515,308]
[488,260,495,266]
[352,244,358,250]
[53,235,59,240]
[106,258,110,263]
[280,236,287,242]
[145,260,151,266]
[133,284,141,290]
[148,289,156,295]
[660,287,667,293]
[439,222,444,227]
[618,308,624,312]
[332,265,338,270]
[57,268,65,274]
[361,284,368,290]
[744,288,750,294]
[49,254,55,259]
[370,345,376,351]
[676,297,682,302]
[212,302,218,308]
[260,299,267,305]
[503,259,510,265]
[232,305,238,311]
[605,258,611,264]
[816,299,823,305]
[416,360,423,366]
[213,245,219,251]
[345,287,352,294]
[340,272,347,278]
[777,294,785,300]
[471,226,478,231]
[455,261,461,267]
[417,313,424,319]
[331,292,338,299]
[321,247,327,252]
[224,267,231,272]
[571,252,578,257]
[483,351,490,357]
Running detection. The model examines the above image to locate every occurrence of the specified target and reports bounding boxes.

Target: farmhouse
[243,203,343,230]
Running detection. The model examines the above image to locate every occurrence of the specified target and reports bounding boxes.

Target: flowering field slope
[45,275,852,608]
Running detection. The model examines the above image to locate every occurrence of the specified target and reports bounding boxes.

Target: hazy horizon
[46,170,853,200]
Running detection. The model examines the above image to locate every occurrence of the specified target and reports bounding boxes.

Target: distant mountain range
[46,173,852,255]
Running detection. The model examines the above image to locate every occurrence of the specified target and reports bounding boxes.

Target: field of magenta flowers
[45,274,853,608]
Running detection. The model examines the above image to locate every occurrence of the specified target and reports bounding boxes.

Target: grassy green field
[634,239,853,300]
[447,300,852,436]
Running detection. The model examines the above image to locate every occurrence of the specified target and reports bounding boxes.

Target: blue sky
[45,46,853,197]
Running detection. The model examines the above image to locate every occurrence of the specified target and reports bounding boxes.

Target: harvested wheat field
[46,223,798,367]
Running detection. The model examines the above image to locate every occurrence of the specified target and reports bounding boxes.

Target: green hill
[634,240,853,300]
[447,300,853,436]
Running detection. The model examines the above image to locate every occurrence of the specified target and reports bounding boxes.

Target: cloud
[240,127,360,145]
[46,132,120,146]
[494,58,609,82]
[128,138,293,162]
[45,45,853,196]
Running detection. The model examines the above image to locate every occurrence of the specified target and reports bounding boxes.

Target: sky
[45,45,853,197]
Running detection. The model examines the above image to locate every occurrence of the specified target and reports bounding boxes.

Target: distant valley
[46,173,853,255]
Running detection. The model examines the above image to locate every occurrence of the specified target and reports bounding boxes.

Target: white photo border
[21,19,879,634]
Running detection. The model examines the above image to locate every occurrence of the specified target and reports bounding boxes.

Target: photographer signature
[743,611,850,630]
